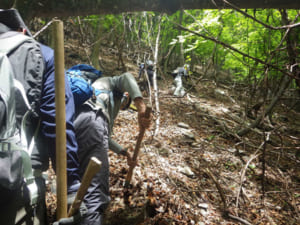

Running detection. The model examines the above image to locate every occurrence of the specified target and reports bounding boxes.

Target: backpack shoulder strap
[0,32,31,54]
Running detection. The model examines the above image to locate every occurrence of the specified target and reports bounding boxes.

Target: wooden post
[53,20,68,220]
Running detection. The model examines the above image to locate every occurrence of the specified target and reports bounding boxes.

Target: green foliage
[160,8,299,83]
[69,8,300,84]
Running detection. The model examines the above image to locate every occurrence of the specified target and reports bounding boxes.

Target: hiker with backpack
[171,64,190,97]
[0,9,82,224]
[72,72,152,224]
[138,59,154,87]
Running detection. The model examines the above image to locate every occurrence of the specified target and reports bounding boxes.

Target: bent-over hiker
[138,59,154,87]
[74,72,152,224]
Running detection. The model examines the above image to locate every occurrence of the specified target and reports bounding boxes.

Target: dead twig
[33,18,57,38]
[273,146,300,150]
[227,213,252,225]
[235,153,260,208]
[197,112,241,141]
[205,168,227,211]
[205,168,252,225]
[236,132,270,208]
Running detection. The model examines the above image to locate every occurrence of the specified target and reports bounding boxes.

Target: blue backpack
[66,64,102,107]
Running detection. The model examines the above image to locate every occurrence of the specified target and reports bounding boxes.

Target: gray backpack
[0,32,42,206]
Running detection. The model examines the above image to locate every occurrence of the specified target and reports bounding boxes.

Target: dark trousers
[74,108,110,225]
[147,69,154,86]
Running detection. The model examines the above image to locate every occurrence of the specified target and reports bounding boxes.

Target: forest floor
[46,43,300,225]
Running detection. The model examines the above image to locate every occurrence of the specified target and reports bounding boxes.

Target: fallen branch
[205,168,227,211]
[236,133,270,207]
[273,146,300,150]
[205,168,252,225]
[236,153,260,208]
[197,112,241,141]
[227,213,252,225]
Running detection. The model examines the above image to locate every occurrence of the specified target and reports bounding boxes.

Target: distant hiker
[73,72,152,224]
[138,59,154,87]
[0,8,82,224]
[171,64,189,97]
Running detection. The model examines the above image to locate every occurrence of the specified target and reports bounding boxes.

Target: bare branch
[222,0,300,30]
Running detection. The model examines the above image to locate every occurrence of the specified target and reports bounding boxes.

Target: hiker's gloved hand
[53,194,87,225]
[126,152,137,168]
[138,114,151,130]
[52,205,87,225]
[119,148,128,156]
[52,214,80,225]
[126,149,138,168]
[120,147,137,167]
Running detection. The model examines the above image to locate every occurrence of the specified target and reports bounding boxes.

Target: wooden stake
[53,20,67,220]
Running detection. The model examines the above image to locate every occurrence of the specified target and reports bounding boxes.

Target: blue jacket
[39,44,80,189]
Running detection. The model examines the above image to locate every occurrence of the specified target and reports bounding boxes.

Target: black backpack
[0,31,44,206]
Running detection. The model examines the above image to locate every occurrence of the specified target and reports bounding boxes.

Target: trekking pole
[68,157,102,217]
[53,20,68,219]
[125,106,152,187]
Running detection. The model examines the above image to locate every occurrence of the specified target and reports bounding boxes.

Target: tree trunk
[91,18,103,70]
[237,75,291,136]
[153,15,162,136]
[280,10,300,91]
[116,16,126,71]
[179,10,185,66]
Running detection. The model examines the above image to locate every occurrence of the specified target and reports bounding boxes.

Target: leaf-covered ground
[46,44,300,225]
[104,78,300,225]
